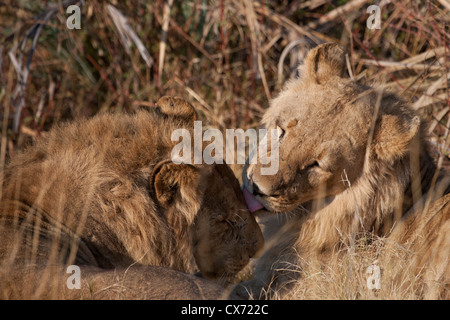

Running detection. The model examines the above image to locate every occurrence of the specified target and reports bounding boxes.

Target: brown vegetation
[1,0,449,299]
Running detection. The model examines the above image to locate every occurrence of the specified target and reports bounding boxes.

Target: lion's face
[193,164,264,282]
[243,43,419,213]
[150,96,264,282]
[245,100,368,213]
[151,160,263,283]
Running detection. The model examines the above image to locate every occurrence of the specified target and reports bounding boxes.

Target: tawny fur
[0,264,235,300]
[0,97,263,299]
[240,43,450,299]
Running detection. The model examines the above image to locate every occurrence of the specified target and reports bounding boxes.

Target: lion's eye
[305,161,319,170]
[276,125,285,139]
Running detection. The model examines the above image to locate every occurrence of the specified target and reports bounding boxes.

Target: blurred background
[0,0,449,166]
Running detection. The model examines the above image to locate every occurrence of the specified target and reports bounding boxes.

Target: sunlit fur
[240,43,450,299]
[0,97,263,298]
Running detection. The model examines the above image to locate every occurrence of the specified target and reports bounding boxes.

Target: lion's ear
[154,96,198,123]
[304,43,346,84]
[372,113,421,164]
[149,160,205,221]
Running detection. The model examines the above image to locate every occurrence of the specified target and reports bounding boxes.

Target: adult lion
[0,96,263,299]
[240,43,450,299]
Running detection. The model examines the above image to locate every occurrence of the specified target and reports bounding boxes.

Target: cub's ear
[149,160,205,222]
[304,43,346,84]
[372,111,421,164]
[154,96,198,123]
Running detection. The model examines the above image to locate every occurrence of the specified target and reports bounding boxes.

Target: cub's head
[150,161,263,283]
[243,43,420,213]
[150,96,263,283]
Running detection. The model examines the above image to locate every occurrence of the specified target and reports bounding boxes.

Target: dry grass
[242,231,447,300]
[0,0,449,299]
[275,237,426,300]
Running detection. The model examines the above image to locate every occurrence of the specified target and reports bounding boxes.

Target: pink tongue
[243,188,265,213]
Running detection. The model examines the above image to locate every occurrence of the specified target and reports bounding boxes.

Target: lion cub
[0,96,263,299]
